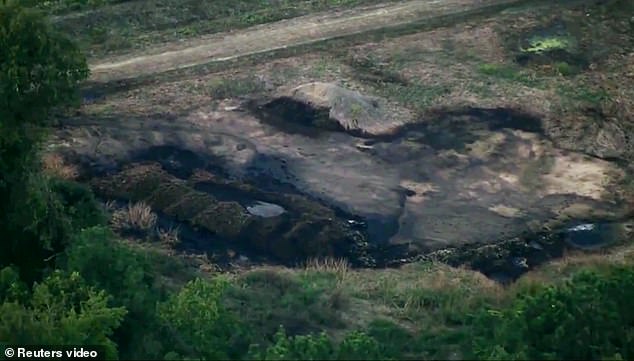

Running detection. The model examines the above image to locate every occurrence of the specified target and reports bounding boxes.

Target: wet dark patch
[364,215,401,244]
[252,97,344,136]
[129,145,226,179]
[374,107,543,152]
[562,221,620,250]
[436,219,625,285]
[81,88,106,105]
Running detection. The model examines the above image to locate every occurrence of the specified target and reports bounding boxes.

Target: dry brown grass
[104,200,118,212]
[517,244,634,287]
[111,201,158,235]
[344,262,503,323]
[303,257,350,281]
[157,226,181,247]
[41,153,79,180]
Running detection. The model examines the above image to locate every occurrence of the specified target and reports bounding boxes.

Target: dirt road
[89,0,532,83]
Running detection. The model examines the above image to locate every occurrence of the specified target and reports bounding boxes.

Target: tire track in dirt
[89,0,534,83]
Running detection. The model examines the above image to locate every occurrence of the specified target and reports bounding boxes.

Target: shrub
[473,266,634,360]
[0,270,126,359]
[303,257,350,282]
[225,268,347,343]
[365,319,415,358]
[159,277,248,360]
[62,226,177,359]
[50,178,107,230]
[247,327,385,360]
[110,201,157,236]
[156,226,181,247]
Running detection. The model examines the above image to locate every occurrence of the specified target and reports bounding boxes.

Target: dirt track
[89,0,531,83]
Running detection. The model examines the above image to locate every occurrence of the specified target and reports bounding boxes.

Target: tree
[62,227,169,359]
[0,1,89,282]
[0,269,126,360]
[159,278,246,360]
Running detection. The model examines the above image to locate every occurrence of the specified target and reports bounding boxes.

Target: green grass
[378,82,452,112]
[223,267,349,341]
[477,63,542,87]
[205,76,266,99]
[521,35,573,54]
[556,83,610,107]
[219,260,507,359]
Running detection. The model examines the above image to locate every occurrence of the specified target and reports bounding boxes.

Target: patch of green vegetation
[557,84,610,107]
[522,35,572,54]
[472,266,634,360]
[378,82,451,112]
[0,268,127,359]
[478,63,542,87]
[553,61,578,76]
[247,327,385,360]
[15,0,118,14]
[224,268,348,342]
[207,76,266,99]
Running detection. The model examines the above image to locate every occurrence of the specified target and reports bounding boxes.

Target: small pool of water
[246,201,286,218]
[469,220,628,285]
[563,222,619,250]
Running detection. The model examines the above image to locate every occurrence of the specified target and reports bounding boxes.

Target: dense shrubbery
[0,269,126,359]
[246,328,384,360]
[473,266,634,360]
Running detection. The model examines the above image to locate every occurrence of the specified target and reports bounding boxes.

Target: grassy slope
[220,244,634,359]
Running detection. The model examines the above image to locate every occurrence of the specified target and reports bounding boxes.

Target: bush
[224,268,347,344]
[365,319,415,358]
[247,327,385,360]
[109,201,158,237]
[61,226,180,359]
[473,266,634,360]
[0,1,88,282]
[0,269,126,359]
[50,178,107,230]
[159,277,248,360]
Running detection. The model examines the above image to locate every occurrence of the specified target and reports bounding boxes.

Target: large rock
[265,82,411,136]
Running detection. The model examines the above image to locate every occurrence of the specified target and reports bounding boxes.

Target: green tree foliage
[62,226,175,359]
[159,277,247,360]
[0,269,126,359]
[0,1,88,282]
[473,266,634,360]
[50,179,107,230]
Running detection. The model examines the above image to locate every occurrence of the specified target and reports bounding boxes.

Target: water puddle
[563,222,620,250]
[246,201,286,218]
[462,220,628,285]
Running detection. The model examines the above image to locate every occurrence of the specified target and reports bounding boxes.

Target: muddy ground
[49,0,634,278]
